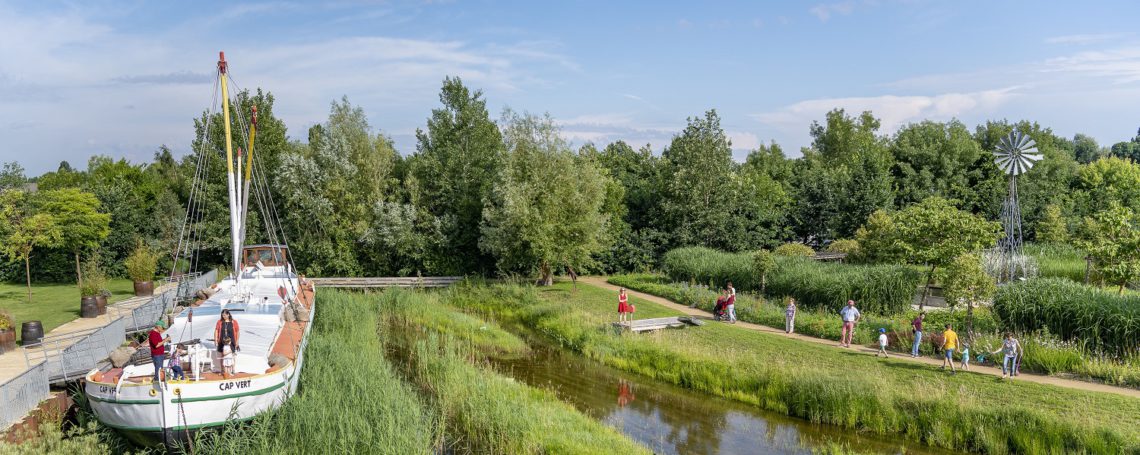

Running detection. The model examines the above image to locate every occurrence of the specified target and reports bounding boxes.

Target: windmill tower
[992,130,1041,282]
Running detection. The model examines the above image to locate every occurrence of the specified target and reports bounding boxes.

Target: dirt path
[580,276,1140,399]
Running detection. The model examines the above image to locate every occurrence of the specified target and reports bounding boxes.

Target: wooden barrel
[96,295,108,315]
[134,281,154,297]
[0,328,16,352]
[20,321,44,345]
[80,297,99,318]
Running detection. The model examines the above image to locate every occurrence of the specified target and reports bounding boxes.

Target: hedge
[994,278,1140,356]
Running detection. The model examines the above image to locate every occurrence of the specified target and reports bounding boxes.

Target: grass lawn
[444,281,1140,454]
[0,279,135,342]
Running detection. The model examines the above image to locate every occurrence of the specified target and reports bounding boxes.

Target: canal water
[489,344,951,455]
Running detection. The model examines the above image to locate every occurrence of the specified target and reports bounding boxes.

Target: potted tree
[79,260,104,318]
[0,310,16,353]
[125,242,158,297]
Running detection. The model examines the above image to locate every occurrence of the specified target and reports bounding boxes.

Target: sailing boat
[84,52,317,446]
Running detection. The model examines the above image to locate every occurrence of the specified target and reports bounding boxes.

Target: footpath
[580,276,1140,399]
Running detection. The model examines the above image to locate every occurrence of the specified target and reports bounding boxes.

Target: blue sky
[3,0,1140,174]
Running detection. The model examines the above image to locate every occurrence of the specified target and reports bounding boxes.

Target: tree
[276,98,395,276]
[1072,156,1140,216]
[35,188,110,288]
[1075,202,1140,294]
[938,253,996,339]
[1036,204,1069,243]
[0,162,26,190]
[853,210,906,263]
[410,77,505,274]
[0,190,63,302]
[659,110,738,250]
[480,110,612,285]
[867,197,1000,308]
[890,121,984,208]
[751,250,777,294]
[1072,133,1103,164]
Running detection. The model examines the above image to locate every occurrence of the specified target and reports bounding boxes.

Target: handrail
[0,361,50,431]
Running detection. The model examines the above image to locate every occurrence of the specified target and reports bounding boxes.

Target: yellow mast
[218,52,241,278]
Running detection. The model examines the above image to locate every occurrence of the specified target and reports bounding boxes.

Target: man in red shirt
[149,320,170,383]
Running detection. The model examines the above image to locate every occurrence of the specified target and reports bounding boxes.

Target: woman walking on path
[911,312,926,357]
[784,298,797,334]
[991,332,1023,380]
[725,282,737,324]
[617,288,631,326]
[940,323,959,374]
[839,300,861,347]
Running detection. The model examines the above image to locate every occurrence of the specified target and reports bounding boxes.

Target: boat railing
[0,360,50,431]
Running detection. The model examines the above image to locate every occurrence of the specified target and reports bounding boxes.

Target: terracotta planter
[96,295,108,315]
[80,296,99,318]
[0,329,16,353]
[21,321,43,345]
[133,280,154,297]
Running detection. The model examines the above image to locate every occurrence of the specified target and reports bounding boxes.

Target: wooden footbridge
[613,316,703,333]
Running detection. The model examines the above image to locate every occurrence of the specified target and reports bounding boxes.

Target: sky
[2,0,1140,175]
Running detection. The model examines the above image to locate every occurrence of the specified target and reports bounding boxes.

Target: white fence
[0,362,50,430]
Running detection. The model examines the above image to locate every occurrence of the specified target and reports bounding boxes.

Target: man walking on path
[940,323,959,374]
[725,281,737,324]
[911,312,926,357]
[839,300,861,347]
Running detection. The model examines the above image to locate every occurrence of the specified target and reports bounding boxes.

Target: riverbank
[442,281,1140,454]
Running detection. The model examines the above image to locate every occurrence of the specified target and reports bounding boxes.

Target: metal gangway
[1,271,217,431]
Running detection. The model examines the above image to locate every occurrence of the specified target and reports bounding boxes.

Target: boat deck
[92,281,316,386]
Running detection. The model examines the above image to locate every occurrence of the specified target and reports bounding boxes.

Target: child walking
[876,328,888,357]
[960,343,971,371]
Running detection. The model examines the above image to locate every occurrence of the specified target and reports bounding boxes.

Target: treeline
[4,77,1140,281]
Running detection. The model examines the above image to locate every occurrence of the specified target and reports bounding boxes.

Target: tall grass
[190,290,435,454]
[994,278,1140,356]
[1025,243,1087,284]
[662,247,923,314]
[379,289,651,455]
[442,282,1138,454]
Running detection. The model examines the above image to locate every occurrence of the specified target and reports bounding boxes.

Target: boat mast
[218,51,241,280]
[238,107,257,250]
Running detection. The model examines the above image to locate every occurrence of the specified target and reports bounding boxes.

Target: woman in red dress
[617,288,631,326]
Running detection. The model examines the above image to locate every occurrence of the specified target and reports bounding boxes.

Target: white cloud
[809,1,856,22]
[0,4,580,173]
[1042,47,1140,84]
[1044,33,1128,45]
[753,87,1019,137]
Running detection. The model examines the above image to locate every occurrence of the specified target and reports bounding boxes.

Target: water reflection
[491,345,947,455]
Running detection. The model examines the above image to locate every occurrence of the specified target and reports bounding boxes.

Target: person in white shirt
[839,300,861,348]
[725,281,737,324]
[876,328,888,357]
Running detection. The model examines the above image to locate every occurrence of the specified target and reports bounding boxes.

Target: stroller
[713,296,729,321]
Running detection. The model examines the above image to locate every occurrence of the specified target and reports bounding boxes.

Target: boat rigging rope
[171,76,220,278]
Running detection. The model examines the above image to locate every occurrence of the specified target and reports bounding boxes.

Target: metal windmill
[992,130,1041,281]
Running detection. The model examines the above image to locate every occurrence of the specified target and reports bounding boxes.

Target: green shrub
[994,278,1140,356]
[775,242,815,257]
[123,242,158,282]
[662,247,758,289]
[826,239,860,255]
